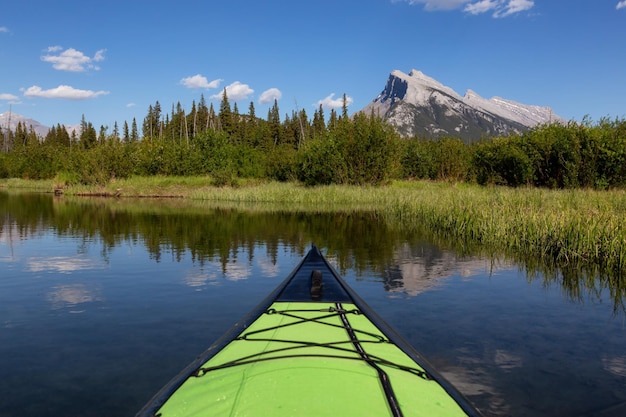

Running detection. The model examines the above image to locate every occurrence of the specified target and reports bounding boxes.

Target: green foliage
[266,144,299,182]
[298,134,347,186]
[54,171,82,186]
[472,137,533,186]
[2,95,625,191]
[298,112,400,186]
[340,112,401,185]
[432,137,472,182]
[401,137,472,182]
[401,138,436,179]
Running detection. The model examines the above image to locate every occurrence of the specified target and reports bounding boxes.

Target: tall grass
[191,180,626,282]
[383,183,626,309]
[0,178,56,190]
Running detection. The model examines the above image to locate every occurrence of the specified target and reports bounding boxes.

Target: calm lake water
[1,190,625,417]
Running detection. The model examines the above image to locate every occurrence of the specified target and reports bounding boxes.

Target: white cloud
[210,81,254,101]
[317,93,354,110]
[396,0,534,16]
[180,74,222,89]
[0,93,18,101]
[493,0,534,17]
[259,88,282,104]
[93,49,106,62]
[617,1,626,9]
[0,26,9,33]
[41,47,106,72]
[23,85,109,100]
[126,102,136,108]
[464,0,499,14]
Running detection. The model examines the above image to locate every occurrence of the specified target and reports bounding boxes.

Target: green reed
[191,180,626,280]
[383,183,626,305]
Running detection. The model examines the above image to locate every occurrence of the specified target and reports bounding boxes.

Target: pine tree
[268,99,281,145]
[80,114,88,136]
[142,101,162,140]
[45,125,57,144]
[197,94,209,134]
[142,105,154,139]
[232,102,241,144]
[341,93,349,120]
[190,100,197,138]
[208,103,216,130]
[58,124,70,146]
[172,101,185,142]
[235,101,256,146]
[112,121,119,140]
[296,108,309,148]
[219,88,234,135]
[99,125,108,143]
[328,109,338,131]
[131,118,138,141]
[248,101,256,123]
[80,121,97,148]
[312,104,326,138]
[45,123,70,147]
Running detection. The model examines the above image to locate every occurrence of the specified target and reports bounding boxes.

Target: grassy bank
[385,184,625,273]
[3,177,625,280]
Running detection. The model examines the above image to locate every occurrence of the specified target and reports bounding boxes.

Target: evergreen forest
[1,91,626,190]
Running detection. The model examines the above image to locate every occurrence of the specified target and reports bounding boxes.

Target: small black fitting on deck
[310,270,323,300]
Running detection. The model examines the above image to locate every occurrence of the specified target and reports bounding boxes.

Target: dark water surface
[1,191,625,417]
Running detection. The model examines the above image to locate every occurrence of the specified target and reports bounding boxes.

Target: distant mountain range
[361,69,565,140]
[0,111,51,138]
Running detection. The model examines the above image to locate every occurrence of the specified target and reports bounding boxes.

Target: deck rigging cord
[192,305,431,381]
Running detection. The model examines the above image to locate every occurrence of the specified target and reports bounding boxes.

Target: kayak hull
[137,246,482,417]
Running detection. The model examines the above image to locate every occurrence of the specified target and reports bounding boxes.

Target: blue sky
[1,0,625,131]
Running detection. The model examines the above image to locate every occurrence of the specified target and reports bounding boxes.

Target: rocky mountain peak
[362,69,564,140]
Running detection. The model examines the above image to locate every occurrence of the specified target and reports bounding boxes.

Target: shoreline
[3,177,625,280]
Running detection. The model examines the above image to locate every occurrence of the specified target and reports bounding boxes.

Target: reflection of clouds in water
[47,284,101,310]
[602,355,626,377]
[184,269,219,289]
[28,255,106,274]
[183,256,277,288]
[225,263,250,281]
[257,257,279,278]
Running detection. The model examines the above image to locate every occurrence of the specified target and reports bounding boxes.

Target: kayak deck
[156,302,467,417]
[138,246,481,417]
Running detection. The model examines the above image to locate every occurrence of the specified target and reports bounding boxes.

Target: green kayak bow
[136,245,482,417]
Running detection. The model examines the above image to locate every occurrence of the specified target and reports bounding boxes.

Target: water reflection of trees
[0,191,402,271]
[1,191,624,313]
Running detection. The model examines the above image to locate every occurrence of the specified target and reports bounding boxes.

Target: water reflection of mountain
[383,243,507,296]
